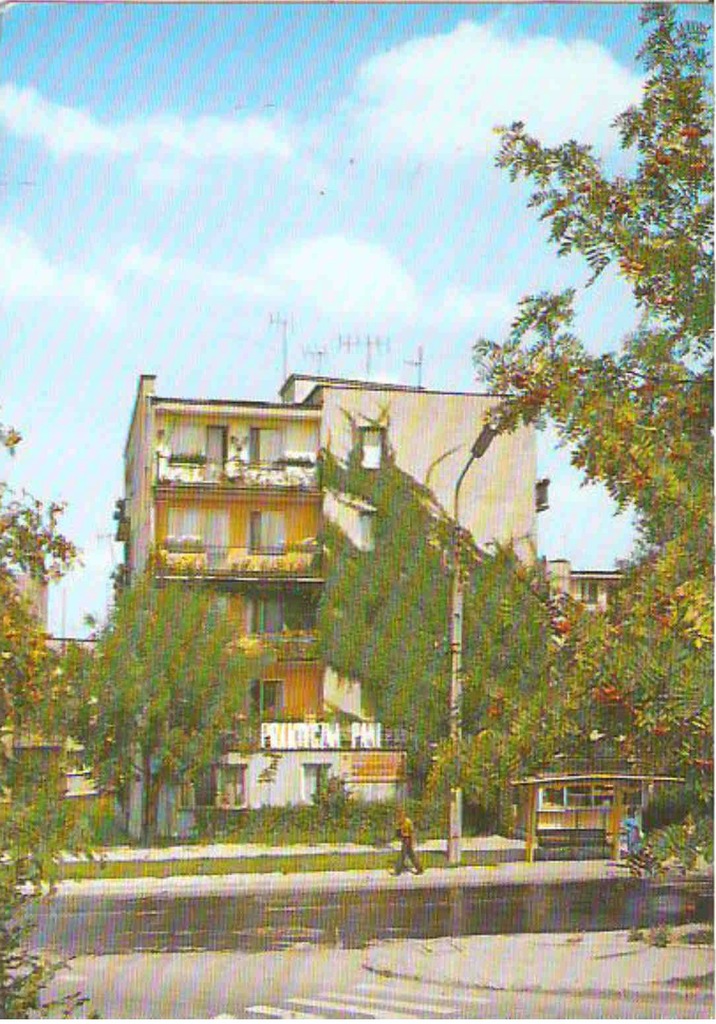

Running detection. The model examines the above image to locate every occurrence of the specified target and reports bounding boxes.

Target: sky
[0,3,710,636]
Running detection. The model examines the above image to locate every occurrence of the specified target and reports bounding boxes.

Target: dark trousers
[395,837,423,875]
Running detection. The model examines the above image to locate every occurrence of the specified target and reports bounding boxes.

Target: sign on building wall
[260,721,383,751]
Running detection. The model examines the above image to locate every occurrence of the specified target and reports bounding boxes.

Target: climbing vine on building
[318,443,557,809]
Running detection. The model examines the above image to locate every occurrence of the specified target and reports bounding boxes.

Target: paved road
[33,877,709,955]
[49,949,712,1019]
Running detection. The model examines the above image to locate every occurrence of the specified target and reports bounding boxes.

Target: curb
[362,961,715,1003]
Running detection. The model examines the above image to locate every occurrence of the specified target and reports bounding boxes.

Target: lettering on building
[260,721,382,751]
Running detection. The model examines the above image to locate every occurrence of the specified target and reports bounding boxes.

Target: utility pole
[448,422,498,866]
[404,345,424,388]
[269,313,294,384]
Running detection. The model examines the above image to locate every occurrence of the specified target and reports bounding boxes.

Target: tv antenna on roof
[269,313,294,383]
[404,345,424,389]
[337,334,390,378]
[303,345,329,375]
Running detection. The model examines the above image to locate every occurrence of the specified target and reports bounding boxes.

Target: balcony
[155,453,319,492]
[155,541,323,580]
[113,498,130,541]
[235,631,320,661]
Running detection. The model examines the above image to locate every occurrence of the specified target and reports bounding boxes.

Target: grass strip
[59,850,496,881]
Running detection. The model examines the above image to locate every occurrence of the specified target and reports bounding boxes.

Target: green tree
[474,4,713,863]
[0,416,87,1016]
[86,578,263,843]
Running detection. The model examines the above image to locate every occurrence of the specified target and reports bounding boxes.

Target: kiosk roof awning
[511,772,683,786]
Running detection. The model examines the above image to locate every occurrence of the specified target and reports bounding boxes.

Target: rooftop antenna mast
[303,345,329,375]
[337,333,390,378]
[269,312,294,384]
[404,345,424,388]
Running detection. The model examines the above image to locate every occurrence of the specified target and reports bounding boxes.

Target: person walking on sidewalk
[391,810,424,875]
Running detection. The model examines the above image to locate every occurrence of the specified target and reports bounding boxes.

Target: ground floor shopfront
[125,720,406,840]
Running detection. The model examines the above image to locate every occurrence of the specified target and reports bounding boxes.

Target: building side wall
[125,376,156,575]
[322,491,374,551]
[323,666,365,718]
[319,388,537,560]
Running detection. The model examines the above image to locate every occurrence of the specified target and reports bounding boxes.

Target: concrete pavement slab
[62,835,526,863]
[363,928,715,1000]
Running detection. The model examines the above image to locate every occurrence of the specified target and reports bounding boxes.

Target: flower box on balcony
[168,453,208,466]
[164,536,205,553]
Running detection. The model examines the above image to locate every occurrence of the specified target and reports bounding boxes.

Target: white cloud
[351,20,643,160]
[0,225,115,313]
[119,235,421,321]
[118,245,278,301]
[266,235,420,319]
[436,285,514,326]
[0,83,293,161]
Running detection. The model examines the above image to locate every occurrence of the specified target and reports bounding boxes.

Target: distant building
[14,573,49,627]
[547,559,622,612]
[116,373,541,836]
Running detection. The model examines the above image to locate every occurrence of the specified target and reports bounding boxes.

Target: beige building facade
[117,373,539,832]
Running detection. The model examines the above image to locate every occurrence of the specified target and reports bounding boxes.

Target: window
[565,785,593,808]
[284,595,317,632]
[249,511,286,553]
[169,421,205,458]
[215,764,247,808]
[581,580,600,605]
[302,763,330,803]
[539,787,566,810]
[358,511,375,551]
[247,595,316,633]
[249,427,283,464]
[205,510,230,568]
[360,427,385,469]
[250,679,284,718]
[248,596,284,634]
[167,506,203,544]
[206,426,227,465]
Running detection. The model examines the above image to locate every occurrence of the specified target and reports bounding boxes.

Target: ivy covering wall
[317,438,554,803]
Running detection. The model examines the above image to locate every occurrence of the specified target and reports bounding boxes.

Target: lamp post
[448,422,498,866]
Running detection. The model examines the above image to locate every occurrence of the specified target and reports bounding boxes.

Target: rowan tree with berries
[0,416,92,1016]
[474,5,712,864]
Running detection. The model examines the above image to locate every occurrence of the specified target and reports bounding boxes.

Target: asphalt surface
[32,876,712,956]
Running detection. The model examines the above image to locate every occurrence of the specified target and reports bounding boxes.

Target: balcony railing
[155,454,319,491]
[235,631,320,661]
[155,542,323,578]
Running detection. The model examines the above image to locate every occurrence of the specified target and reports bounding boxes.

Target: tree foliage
[473,4,713,861]
[0,415,87,1016]
[84,578,263,842]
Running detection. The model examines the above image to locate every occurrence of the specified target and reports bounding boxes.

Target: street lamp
[448,422,498,866]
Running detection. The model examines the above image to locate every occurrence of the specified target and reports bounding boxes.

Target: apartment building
[116,373,538,830]
[547,559,622,611]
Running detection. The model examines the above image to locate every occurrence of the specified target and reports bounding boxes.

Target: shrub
[648,925,672,948]
[72,796,129,847]
[193,796,446,847]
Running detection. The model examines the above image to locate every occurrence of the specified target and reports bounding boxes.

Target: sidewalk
[57,852,622,897]
[62,834,526,864]
[363,926,715,1001]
